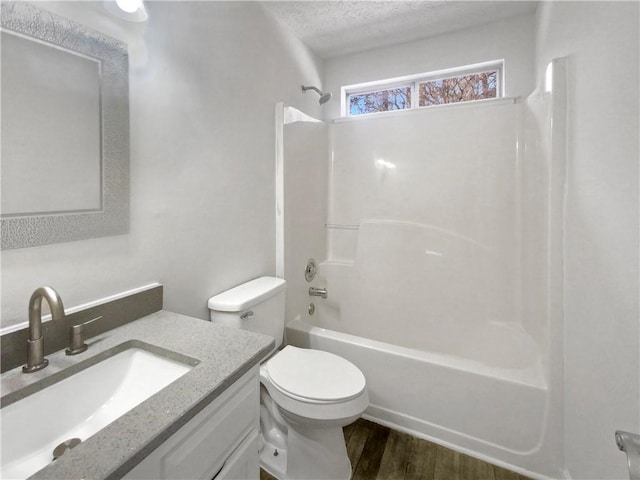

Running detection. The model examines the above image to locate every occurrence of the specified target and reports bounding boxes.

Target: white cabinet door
[214,431,259,480]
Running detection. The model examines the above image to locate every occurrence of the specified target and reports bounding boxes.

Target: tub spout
[616,430,640,480]
[309,287,327,299]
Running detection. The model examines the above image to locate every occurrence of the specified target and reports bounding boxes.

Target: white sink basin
[1,344,197,479]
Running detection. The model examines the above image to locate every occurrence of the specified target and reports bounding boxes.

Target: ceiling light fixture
[104,0,148,23]
[116,0,139,13]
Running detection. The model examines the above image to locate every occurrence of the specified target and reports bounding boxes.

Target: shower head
[319,92,332,104]
[302,85,332,105]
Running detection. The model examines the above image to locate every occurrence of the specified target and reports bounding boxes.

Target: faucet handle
[65,316,102,356]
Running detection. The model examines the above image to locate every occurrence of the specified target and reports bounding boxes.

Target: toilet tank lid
[208,277,286,312]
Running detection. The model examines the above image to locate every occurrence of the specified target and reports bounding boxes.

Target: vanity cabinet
[124,366,260,480]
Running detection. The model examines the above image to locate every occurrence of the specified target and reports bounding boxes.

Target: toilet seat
[266,346,366,403]
[260,346,369,422]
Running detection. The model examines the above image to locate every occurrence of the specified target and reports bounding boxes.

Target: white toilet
[208,277,368,480]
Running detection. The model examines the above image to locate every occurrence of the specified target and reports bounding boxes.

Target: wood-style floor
[260,418,533,480]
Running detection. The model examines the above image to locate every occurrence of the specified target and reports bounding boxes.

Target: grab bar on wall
[616,431,640,480]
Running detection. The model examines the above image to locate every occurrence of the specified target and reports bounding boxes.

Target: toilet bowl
[208,277,368,480]
[259,346,368,479]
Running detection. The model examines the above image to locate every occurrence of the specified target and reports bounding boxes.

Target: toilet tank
[208,277,286,349]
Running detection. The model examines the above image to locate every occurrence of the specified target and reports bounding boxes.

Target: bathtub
[286,317,551,478]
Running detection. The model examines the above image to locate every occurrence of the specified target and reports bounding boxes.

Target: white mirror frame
[1,1,129,250]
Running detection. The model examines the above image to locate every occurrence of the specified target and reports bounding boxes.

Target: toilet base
[260,422,352,480]
[260,436,288,479]
[259,388,353,480]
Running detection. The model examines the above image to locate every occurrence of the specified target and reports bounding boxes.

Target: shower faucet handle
[305,258,317,282]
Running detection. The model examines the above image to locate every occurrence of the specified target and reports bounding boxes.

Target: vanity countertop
[0,310,275,480]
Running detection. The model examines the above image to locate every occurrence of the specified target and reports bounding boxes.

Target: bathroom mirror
[1,2,129,250]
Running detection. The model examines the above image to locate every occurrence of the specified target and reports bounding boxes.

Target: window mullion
[411,81,417,110]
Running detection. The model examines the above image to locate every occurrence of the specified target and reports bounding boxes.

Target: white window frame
[341,60,504,117]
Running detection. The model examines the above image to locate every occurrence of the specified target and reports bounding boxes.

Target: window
[343,62,503,117]
[349,86,411,116]
[418,71,497,107]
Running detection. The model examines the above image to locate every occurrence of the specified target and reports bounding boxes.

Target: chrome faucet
[309,287,327,299]
[23,286,65,373]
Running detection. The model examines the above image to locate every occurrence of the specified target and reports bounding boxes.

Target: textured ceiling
[261,1,538,59]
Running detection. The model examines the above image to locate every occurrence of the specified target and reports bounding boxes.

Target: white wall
[322,13,536,120]
[1,1,323,328]
[535,2,640,478]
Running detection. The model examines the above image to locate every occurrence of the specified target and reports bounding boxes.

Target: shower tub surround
[283,63,567,479]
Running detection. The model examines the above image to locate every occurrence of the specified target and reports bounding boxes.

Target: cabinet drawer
[125,366,259,480]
